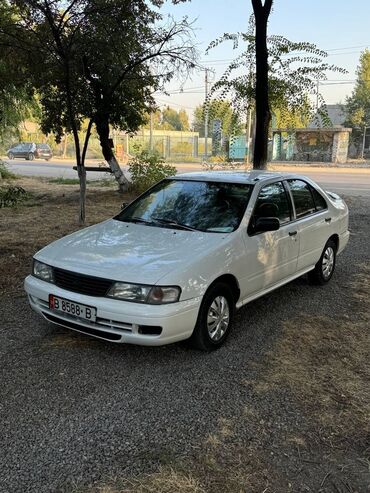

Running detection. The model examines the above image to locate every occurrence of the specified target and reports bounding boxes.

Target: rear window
[311,187,327,211]
[287,179,316,218]
[37,144,50,150]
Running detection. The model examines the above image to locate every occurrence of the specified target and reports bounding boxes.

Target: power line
[200,44,370,66]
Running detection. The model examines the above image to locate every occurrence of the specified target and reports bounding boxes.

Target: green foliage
[144,107,190,131]
[208,15,346,127]
[272,96,311,129]
[0,162,17,180]
[128,151,177,193]
[48,178,81,185]
[162,107,190,131]
[0,186,28,207]
[345,50,370,128]
[2,0,196,140]
[343,50,370,155]
[193,99,242,137]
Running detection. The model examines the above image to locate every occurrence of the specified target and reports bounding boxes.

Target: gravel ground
[0,194,369,493]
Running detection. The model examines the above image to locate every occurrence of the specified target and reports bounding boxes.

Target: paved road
[5,158,370,196]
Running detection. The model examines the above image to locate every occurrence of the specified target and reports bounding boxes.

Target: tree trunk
[95,113,130,192]
[69,127,86,225]
[76,164,86,225]
[252,0,273,170]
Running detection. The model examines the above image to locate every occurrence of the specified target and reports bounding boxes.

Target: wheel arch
[206,274,241,305]
[328,234,339,251]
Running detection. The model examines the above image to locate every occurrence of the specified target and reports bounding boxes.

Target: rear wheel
[190,282,235,351]
[308,239,337,285]
[8,152,14,160]
[28,152,34,161]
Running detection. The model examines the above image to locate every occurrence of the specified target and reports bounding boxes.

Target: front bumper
[24,275,201,346]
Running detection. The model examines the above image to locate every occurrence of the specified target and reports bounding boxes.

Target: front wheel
[8,152,14,160]
[190,282,235,351]
[308,239,337,285]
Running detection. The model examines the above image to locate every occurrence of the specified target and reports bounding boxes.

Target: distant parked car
[35,143,53,161]
[7,142,52,161]
[25,171,349,350]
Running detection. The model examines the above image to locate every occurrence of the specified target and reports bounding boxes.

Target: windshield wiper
[152,217,198,232]
[127,217,156,226]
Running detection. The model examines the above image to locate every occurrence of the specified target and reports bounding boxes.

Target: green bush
[0,161,17,180]
[128,151,177,194]
[0,186,29,208]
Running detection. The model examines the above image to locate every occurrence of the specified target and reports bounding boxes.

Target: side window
[249,181,291,234]
[288,180,316,218]
[310,186,327,211]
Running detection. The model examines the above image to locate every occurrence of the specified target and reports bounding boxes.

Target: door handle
[325,217,332,223]
[289,231,298,237]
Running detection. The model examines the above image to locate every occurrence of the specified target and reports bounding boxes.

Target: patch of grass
[48,177,116,187]
[48,177,80,185]
[0,176,134,296]
[254,270,370,444]
[91,178,116,187]
[0,185,29,208]
[91,467,206,493]
[0,161,17,180]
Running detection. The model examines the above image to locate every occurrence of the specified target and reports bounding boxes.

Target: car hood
[35,219,227,285]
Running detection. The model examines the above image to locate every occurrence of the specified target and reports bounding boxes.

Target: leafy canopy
[208,15,346,128]
[345,49,370,128]
[3,0,196,142]
[193,99,242,137]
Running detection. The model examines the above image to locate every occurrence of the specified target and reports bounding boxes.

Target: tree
[162,106,190,130]
[251,0,272,169]
[193,99,242,138]
[143,107,190,131]
[208,8,345,169]
[1,0,195,223]
[0,1,37,148]
[345,50,370,156]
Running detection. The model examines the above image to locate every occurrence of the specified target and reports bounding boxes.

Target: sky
[157,0,370,122]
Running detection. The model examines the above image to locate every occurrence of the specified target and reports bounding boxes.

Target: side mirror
[121,202,129,210]
[254,217,280,233]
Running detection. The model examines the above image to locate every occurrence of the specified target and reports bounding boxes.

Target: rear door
[286,179,330,271]
[241,181,300,297]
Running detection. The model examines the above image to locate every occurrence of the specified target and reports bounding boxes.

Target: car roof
[172,170,298,185]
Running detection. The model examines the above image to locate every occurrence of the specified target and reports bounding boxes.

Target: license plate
[49,295,96,322]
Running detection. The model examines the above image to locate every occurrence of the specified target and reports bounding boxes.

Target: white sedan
[25,171,349,350]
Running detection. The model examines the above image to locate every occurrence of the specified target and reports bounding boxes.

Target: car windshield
[115,179,253,233]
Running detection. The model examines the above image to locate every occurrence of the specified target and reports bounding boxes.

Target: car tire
[8,152,14,160]
[190,282,235,351]
[28,153,34,161]
[308,239,337,285]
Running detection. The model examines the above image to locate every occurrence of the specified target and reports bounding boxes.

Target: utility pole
[361,125,367,159]
[246,107,253,166]
[204,68,209,160]
[316,80,320,111]
[149,111,153,152]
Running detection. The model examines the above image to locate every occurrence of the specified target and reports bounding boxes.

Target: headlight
[107,283,181,304]
[32,259,54,283]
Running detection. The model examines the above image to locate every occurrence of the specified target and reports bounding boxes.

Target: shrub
[0,161,17,180]
[128,151,177,194]
[0,186,29,208]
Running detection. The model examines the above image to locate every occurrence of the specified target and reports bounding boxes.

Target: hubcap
[322,246,335,279]
[207,296,230,342]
